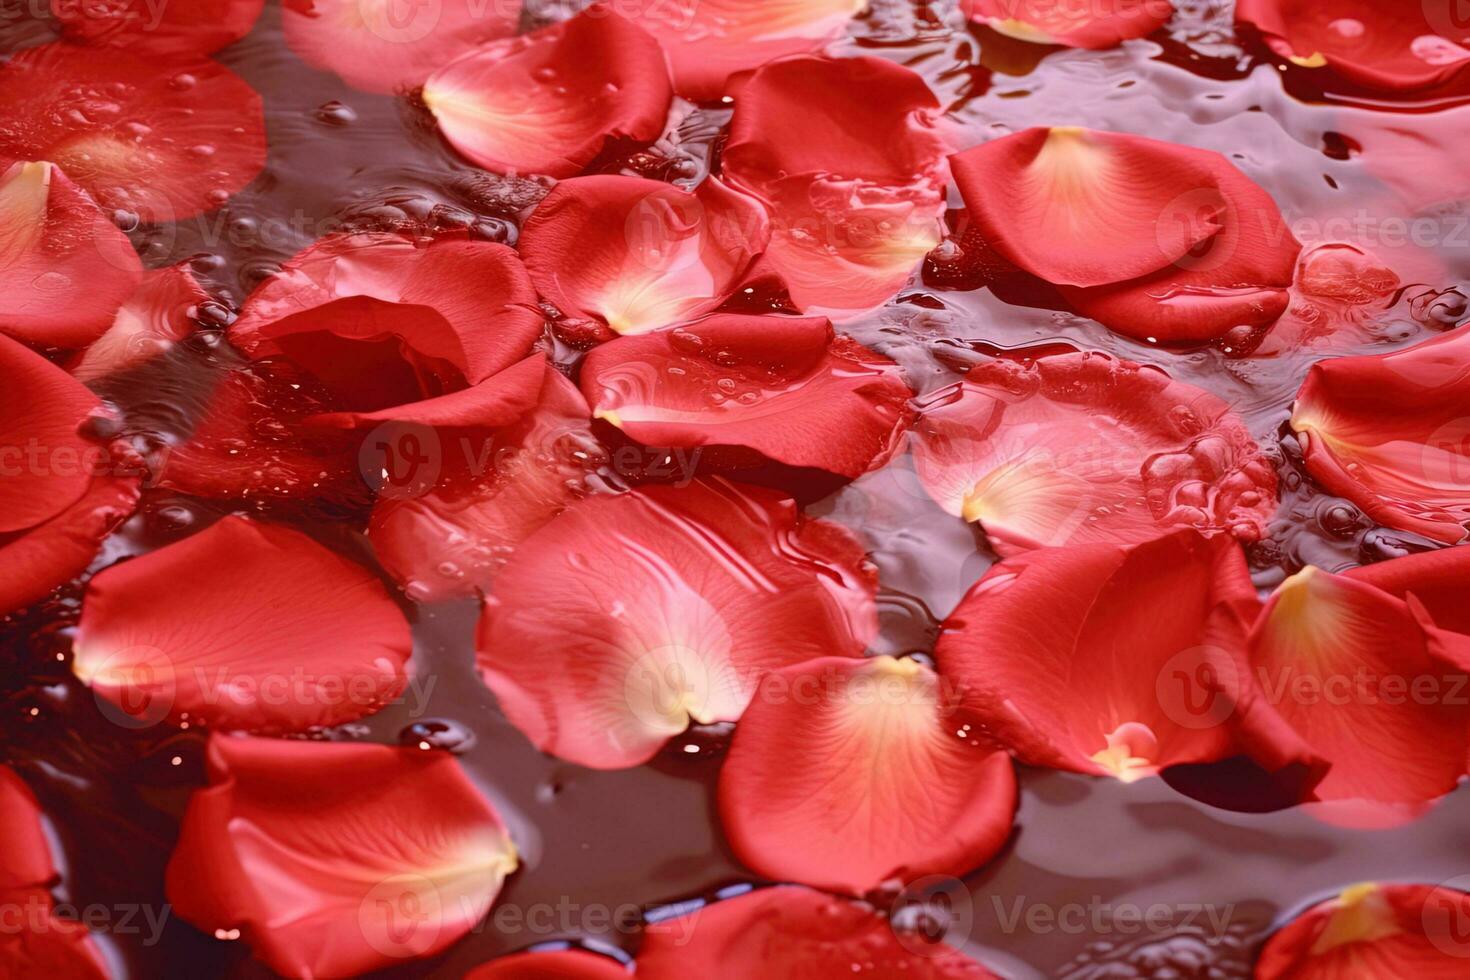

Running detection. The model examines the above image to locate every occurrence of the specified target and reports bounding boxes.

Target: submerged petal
[425,9,672,179]
[70,264,207,382]
[476,480,877,769]
[723,56,948,317]
[74,516,413,732]
[1291,328,1470,544]
[719,655,1016,895]
[582,313,912,479]
[637,885,999,978]
[0,44,265,220]
[166,735,518,978]
[520,175,768,335]
[913,350,1276,555]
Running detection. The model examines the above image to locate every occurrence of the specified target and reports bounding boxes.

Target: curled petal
[1345,546,1470,637]
[913,350,1277,555]
[0,161,142,349]
[719,656,1016,895]
[951,127,1300,342]
[51,0,264,57]
[282,0,521,94]
[1291,328,1470,544]
[71,265,207,382]
[723,57,947,317]
[1257,882,1470,978]
[1248,565,1470,805]
[476,480,877,769]
[364,357,599,601]
[467,950,632,979]
[0,475,139,618]
[582,314,912,479]
[622,0,864,100]
[231,233,545,396]
[1237,0,1470,94]
[73,516,412,732]
[0,333,107,533]
[962,0,1173,48]
[166,735,518,978]
[638,885,999,979]
[425,10,672,179]
[0,44,265,220]
[520,175,768,335]
[936,530,1310,782]
[949,128,1228,289]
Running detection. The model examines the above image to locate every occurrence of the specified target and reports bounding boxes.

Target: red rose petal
[231,233,545,395]
[950,127,1300,343]
[621,0,864,100]
[1257,882,1470,979]
[0,161,142,349]
[166,735,518,978]
[1247,564,1470,805]
[723,56,948,318]
[70,265,207,382]
[73,516,412,732]
[936,530,1313,782]
[582,313,912,479]
[962,0,1173,48]
[0,768,111,979]
[0,44,265,221]
[476,480,877,769]
[51,0,265,58]
[949,128,1227,289]
[0,333,107,533]
[282,0,521,94]
[424,9,673,179]
[366,357,598,601]
[1237,0,1470,94]
[1345,546,1470,636]
[0,475,139,618]
[913,350,1277,556]
[519,175,768,335]
[0,767,55,891]
[467,950,631,979]
[1290,328,1470,545]
[718,655,1016,895]
[637,885,999,979]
